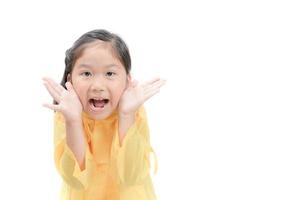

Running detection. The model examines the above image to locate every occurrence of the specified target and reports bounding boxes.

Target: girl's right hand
[42,77,83,122]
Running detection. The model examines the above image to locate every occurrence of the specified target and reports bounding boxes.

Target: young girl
[42,29,165,200]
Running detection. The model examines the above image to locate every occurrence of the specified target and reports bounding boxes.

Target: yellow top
[53,106,158,200]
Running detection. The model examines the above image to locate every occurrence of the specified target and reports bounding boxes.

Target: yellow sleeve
[111,106,158,186]
[53,111,93,190]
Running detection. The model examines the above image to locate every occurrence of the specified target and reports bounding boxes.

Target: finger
[140,77,161,89]
[144,79,166,93]
[43,81,61,103]
[43,77,65,92]
[143,88,161,102]
[42,103,60,111]
[42,77,65,94]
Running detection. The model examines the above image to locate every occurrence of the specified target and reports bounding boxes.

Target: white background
[0,0,299,199]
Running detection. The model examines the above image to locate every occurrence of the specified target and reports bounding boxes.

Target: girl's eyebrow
[105,64,121,69]
[78,63,120,69]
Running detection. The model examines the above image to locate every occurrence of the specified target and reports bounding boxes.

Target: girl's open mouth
[88,98,109,111]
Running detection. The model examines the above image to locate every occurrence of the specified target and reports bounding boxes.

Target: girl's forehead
[79,42,116,59]
[81,40,114,55]
[74,41,124,70]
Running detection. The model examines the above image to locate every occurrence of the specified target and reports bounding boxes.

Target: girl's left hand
[118,77,166,116]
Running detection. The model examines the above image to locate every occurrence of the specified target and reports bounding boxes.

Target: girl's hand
[42,77,83,122]
[118,77,166,116]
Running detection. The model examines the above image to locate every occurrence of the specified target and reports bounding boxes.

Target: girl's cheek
[112,90,123,105]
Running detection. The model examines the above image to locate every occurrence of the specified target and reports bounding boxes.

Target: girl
[42,29,165,200]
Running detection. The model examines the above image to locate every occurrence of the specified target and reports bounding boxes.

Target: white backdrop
[0,0,299,199]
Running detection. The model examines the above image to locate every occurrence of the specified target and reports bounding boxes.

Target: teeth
[90,98,109,103]
[92,98,106,100]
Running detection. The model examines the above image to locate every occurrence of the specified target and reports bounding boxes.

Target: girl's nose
[90,78,106,93]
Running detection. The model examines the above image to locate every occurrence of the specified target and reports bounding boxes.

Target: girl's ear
[67,73,71,83]
[127,74,132,83]
[125,74,132,89]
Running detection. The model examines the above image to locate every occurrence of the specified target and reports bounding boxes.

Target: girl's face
[68,40,130,120]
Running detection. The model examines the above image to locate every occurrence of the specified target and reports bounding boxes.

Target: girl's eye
[82,72,92,77]
[106,72,116,77]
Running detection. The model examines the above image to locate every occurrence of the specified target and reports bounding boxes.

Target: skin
[43,40,166,169]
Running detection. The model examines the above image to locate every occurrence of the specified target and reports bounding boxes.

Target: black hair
[54,29,131,105]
